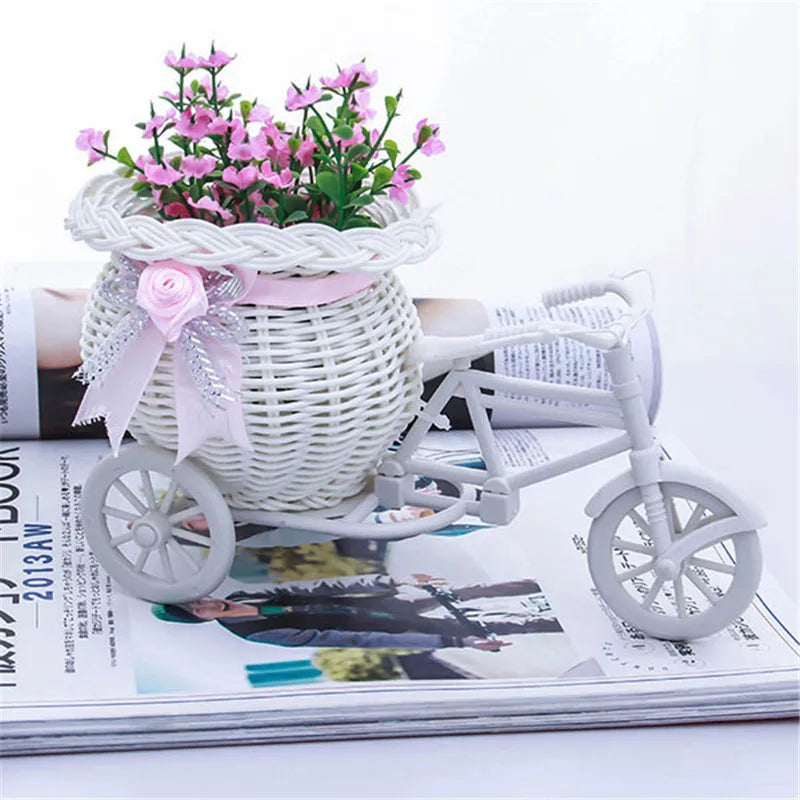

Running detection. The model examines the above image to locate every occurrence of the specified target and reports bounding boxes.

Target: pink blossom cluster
[76,49,444,230]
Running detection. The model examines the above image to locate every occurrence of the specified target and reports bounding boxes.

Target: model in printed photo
[151,572,562,651]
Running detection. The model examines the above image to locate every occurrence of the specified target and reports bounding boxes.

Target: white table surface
[2,355,797,800]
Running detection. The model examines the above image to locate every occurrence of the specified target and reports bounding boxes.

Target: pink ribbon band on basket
[73,258,375,461]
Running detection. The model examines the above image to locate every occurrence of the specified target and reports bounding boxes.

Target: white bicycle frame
[373,273,675,557]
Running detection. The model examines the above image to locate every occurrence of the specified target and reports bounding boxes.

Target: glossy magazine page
[1,428,797,755]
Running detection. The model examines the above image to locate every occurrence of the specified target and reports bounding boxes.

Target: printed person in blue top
[152,573,562,651]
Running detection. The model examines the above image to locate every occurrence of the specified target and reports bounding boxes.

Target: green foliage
[79,50,443,229]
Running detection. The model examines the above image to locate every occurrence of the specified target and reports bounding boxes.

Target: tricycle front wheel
[82,444,236,603]
[587,481,761,640]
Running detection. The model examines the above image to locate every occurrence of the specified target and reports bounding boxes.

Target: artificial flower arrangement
[68,45,443,518]
[76,44,443,230]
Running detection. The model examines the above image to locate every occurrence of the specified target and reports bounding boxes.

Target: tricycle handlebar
[407,271,653,366]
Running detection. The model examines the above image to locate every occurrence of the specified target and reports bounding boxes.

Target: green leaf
[257,204,277,221]
[284,209,309,224]
[103,130,110,149]
[316,171,341,205]
[372,165,393,191]
[320,93,333,101]
[289,137,301,155]
[384,139,399,166]
[306,116,325,137]
[384,95,398,116]
[344,215,380,229]
[408,168,422,180]
[332,124,354,141]
[346,195,374,208]
[350,163,369,181]
[131,181,148,192]
[284,194,309,214]
[346,144,370,161]
[116,147,136,169]
[134,122,147,130]
[240,99,253,123]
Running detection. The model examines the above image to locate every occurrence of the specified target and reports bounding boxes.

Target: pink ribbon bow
[73,257,375,462]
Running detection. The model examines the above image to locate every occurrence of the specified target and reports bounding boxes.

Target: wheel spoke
[159,479,179,514]
[613,538,654,556]
[684,567,720,605]
[102,505,139,523]
[641,577,664,609]
[681,503,707,535]
[113,478,147,514]
[140,471,157,510]
[171,527,212,547]
[673,576,687,617]
[666,496,681,535]
[109,531,135,547]
[167,539,201,572]
[169,505,203,525]
[158,545,174,582]
[617,561,656,582]
[688,556,736,575]
[133,548,151,574]
[627,509,649,534]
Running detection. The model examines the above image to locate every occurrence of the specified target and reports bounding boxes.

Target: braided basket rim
[66,173,439,275]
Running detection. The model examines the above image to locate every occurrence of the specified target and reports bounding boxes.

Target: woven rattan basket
[67,174,438,511]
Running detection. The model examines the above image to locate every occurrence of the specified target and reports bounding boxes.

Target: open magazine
[0,278,661,439]
[1,428,797,755]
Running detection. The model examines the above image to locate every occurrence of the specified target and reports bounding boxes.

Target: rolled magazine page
[1,281,660,440]
[0,285,105,440]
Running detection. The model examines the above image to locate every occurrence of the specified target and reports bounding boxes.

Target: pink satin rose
[136,261,209,342]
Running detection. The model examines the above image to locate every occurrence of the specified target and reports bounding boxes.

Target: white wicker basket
[68,174,438,511]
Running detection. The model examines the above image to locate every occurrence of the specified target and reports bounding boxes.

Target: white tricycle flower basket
[68,175,436,511]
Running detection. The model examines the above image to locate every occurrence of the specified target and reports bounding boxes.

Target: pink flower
[186,194,234,222]
[321,62,378,90]
[226,120,264,161]
[163,202,191,219]
[163,87,194,103]
[413,118,445,157]
[198,50,236,68]
[260,162,294,189]
[136,154,156,173]
[352,90,376,121]
[222,165,259,189]
[175,108,214,141]
[295,137,316,168]
[285,84,322,111]
[248,104,272,123]
[164,51,199,70]
[142,108,176,139]
[249,131,268,161]
[265,125,292,168]
[207,115,228,135]
[388,164,415,205]
[75,128,105,164]
[136,261,209,343]
[197,73,229,101]
[181,155,217,179]
[143,162,183,186]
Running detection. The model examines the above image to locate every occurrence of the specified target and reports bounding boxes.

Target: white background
[1,1,797,798]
